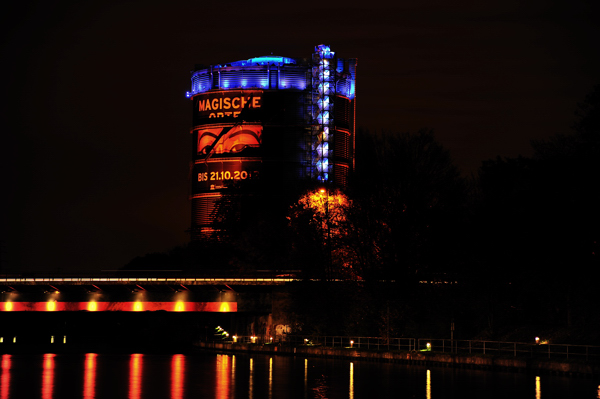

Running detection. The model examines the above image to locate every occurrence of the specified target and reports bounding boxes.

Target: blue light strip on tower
[230,56,296,66]
[187,51,354,99]
[187,56,302,97]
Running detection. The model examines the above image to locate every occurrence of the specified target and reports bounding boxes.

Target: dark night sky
[1,0,598,273]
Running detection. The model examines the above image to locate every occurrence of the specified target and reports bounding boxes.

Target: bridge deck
[0,276,298,286]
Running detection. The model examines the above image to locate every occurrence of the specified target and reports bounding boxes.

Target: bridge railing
[415,338,600,362]
[285,336,417,351]
[225,335,416,351]
[222,335,600,362]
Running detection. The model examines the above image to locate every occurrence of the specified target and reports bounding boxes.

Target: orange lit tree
[288,188,364,280]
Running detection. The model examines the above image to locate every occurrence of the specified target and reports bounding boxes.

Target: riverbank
[194,341,600,377]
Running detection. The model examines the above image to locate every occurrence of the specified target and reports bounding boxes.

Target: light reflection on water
[83,353,97,399]
[1,355,10,399]
[41,353,54,399]
[129,353,143,399]
[426,369,431,399]
[349,362,354,399]
[304,358,308,399]
[248,357,254,399]
[0,352,597,398]
[171,354,184,399]
[216,353,230,399]
[268,357,273,399]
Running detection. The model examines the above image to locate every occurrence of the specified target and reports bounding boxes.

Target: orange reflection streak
[1,355,11,399]
[304,359,307,394]
[349,362,354,399]
[129,354,143,399]
[269,357,273,399]
[216,354,230,399]
[426,369,431,399]
[249,358,254,399]
[536,376,541,399]
[171,354,185,399]
[42,354,55,399]
[231,355,236,398]
[83,353,97,399]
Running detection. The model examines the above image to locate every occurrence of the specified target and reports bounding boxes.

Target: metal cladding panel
[269,65,279,88]
[192,71,212,93]
[334,163,350,188]
[333,129,351,160]
[336,80,350,98]
[189,63,309,96]
[260,125,305,162]
[260,91,307,125]
[278,67,308,90]
[220,67,269,90]
[334,96,352,129]
[259,125,307,187]
[191,194,220,229]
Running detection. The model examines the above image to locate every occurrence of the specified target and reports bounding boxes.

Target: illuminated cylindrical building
[188,45,356,239]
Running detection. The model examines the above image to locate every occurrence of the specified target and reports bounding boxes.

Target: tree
[474,85,600,342]
[287,188,359,280]
[348,129,469,282]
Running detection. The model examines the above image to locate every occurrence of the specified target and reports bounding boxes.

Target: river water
[0,352,598,398]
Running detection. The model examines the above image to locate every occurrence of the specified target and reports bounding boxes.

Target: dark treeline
[125,85,600,344]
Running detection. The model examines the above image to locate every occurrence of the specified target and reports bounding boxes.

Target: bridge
[0,271,302,349]
[0,271,299,313]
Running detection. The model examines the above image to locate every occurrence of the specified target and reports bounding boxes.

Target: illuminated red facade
[188,45,357,238]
